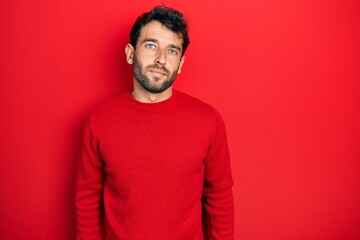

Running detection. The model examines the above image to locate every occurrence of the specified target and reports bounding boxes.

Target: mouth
[148,69,167,76]
[147,65,169,75]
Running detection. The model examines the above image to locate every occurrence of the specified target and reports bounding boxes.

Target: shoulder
[173,90,226,132]
[174,90,228,142]
[174,90,218,116]
[88,91,130,126]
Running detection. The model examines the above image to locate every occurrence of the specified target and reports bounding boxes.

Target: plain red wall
[1,0,359,239]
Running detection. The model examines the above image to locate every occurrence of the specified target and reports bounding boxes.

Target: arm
[203,110,234,240]
[75,117,105,240]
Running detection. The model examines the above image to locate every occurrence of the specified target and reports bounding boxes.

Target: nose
[155,49,166,65]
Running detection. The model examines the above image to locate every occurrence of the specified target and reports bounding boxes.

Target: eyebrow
[142,38,158,44]
[142,38,182,52]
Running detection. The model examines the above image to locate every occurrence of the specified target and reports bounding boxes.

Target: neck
[132,80,173,103]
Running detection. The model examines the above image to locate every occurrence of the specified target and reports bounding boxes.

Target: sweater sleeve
[203,110,234,240]
[75,117,105,240]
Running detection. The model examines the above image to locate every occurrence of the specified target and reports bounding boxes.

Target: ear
[125,44,135,64]
[177,56,186,74]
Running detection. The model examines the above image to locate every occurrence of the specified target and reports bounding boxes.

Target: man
[76,5,234,240]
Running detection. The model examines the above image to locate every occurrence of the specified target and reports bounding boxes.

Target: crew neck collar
[122,90,178,112]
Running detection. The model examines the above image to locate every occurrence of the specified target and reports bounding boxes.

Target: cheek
[136,51,154,64]
[142,51,155,59]
[168,59,182,71]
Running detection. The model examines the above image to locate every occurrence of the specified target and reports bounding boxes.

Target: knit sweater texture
[76,90,234,240]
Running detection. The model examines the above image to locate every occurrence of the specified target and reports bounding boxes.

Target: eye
[145,43,156,49]
[168,49,178,55]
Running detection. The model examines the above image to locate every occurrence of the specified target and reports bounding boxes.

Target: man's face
[126,21,185,93]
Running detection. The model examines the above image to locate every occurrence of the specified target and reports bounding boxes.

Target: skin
[125,21,186,103]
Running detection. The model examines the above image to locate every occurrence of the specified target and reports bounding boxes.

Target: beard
[132,55,179,94]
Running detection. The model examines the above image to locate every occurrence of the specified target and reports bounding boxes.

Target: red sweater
[76,90,234,240]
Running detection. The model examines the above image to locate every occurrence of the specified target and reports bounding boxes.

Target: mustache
[146,65,169,75]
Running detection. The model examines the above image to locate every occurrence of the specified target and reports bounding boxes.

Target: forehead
[138,21,183,48]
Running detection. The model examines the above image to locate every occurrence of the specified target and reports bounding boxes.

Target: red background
[1,0,359,239]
